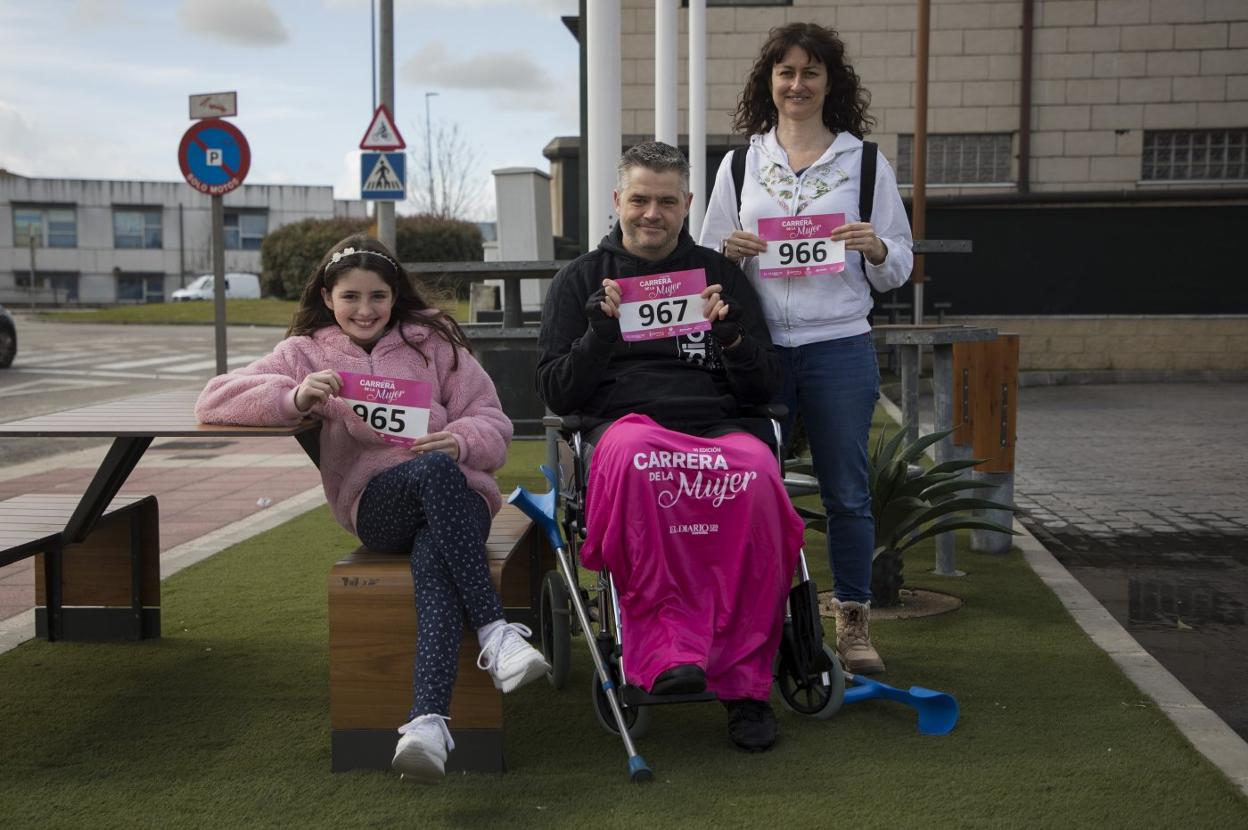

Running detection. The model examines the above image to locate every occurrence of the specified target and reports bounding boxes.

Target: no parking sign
[178,118,250,195]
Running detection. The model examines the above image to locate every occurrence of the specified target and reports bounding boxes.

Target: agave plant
[788,425,1020,608]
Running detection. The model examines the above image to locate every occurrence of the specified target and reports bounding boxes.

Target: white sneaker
[476,622,549,693]
[391,714,454,783]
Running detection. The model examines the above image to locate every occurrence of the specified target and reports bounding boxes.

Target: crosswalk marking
[162,354,268,373]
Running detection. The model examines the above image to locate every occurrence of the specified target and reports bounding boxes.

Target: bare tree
[406,117,487,220]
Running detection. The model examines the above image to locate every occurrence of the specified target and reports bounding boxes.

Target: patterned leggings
[354,453,504,718]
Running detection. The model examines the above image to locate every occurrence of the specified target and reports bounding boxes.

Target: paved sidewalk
[893,381,1248,743]
[0,435,322,623]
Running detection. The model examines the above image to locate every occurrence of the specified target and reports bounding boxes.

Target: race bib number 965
[338,371,432,447]
[757,213,846,279]
[616,268,712,342]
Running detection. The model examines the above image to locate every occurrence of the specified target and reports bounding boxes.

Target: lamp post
[425,91,438,214]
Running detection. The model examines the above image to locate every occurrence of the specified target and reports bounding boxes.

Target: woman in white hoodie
[699,22,912,674]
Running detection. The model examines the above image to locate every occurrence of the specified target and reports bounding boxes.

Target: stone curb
[877,393,1248,798]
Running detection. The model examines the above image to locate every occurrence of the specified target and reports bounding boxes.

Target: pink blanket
[580,413,805,700]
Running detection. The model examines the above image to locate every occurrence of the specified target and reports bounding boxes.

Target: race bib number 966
[757,213,846,279]
[616,268,712,342]
[337,371,432,448]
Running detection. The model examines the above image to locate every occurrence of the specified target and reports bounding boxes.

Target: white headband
[329,247,399,270]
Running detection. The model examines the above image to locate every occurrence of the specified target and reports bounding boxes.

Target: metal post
[28,233,37,310]
[899,344,920,447]
[211,194,227,375]
[688,0,707,238]
[932,344,965,576]
[376,0,395,252]
[425,91,439,214]
[654,0,677,144]
[912,0,930,324]
[588,0,622,241]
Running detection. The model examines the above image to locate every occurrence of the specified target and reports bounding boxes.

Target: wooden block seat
[0,493,159,641]
[328,504,552,773]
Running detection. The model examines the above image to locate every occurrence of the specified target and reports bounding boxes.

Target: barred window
[1142,129,1247,182]
[897,133,1013,185]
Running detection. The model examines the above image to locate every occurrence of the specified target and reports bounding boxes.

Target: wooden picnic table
[0,388,315,639]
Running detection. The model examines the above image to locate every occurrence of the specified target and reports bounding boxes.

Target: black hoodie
[535,224,781,429]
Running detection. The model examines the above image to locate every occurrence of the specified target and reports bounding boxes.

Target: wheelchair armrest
[542,413,587,433]
[741,403,789,422]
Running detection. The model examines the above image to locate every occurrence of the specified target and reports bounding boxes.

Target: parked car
[171,273,262,302]
[0,303,15,368]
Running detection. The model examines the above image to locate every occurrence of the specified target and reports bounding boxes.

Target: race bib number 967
[616,268,712,342]
[757,213,846,279]
[338,371,432,448]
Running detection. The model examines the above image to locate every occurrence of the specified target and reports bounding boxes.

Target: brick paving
[1012,383,1248,740]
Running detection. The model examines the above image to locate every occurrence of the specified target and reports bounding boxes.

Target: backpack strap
[859,140,878,223]
[858,140,878,271]
[731,146,747,220]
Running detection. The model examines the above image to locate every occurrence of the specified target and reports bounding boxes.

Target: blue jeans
[777,332,879,604]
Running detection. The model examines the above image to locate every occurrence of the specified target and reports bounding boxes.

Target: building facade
[546,0,1247,315]
[0,171,367,305]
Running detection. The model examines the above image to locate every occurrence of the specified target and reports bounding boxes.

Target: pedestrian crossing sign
[360,151,406,201]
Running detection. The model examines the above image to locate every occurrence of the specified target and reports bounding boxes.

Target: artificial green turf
[1,435,1245,828]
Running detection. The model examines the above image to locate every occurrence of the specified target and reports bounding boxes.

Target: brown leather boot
[831,599,885,674]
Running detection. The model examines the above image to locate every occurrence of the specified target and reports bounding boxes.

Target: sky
[0,0,581,220]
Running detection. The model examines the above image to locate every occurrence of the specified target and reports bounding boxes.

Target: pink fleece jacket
[195,320,512,535]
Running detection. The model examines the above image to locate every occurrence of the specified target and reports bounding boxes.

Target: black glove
[709,291,743,348]
[585,286,621,343]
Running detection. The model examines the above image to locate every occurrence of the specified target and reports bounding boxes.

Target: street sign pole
[212,195,227,375]
[377,0,395,252]
[179,107,249,377]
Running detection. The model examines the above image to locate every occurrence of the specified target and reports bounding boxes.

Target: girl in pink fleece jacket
[196,234,547,783]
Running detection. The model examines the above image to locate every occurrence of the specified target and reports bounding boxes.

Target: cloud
[403,41,556,94]
[70,0,138,29]
[324,0,574,12]
[178,0,288,47]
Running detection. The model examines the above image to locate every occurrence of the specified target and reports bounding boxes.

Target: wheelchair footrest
[620,685,718,707]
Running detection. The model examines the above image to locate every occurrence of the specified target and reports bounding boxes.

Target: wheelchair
[535,406,846,742]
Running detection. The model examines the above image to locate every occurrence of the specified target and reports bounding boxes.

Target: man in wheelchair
[535,141,806,752]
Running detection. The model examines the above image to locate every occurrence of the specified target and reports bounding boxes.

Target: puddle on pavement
[1026,522,1248,741]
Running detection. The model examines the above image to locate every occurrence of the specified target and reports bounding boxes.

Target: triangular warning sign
[363,154,402,192]
[360,104,405,150]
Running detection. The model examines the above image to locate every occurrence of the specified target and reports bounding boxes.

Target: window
[1142,129,1247,182]
[897,133,1013,186]
[116,272,165,303]
[113,208,163,249]
[15,271,79,302]
[13,205,77,248]
[682,1,790,5]
[224,211,267,250]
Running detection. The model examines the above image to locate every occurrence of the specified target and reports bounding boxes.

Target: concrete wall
[618,0,1248,196]
[947,314,1248,370]
[0,175,368,304]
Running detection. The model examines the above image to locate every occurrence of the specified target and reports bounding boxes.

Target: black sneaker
[650,664,707,695]
[723,698,778,752]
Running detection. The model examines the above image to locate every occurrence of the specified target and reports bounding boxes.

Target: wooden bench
[327,504,552,773]
[0,494,160,641]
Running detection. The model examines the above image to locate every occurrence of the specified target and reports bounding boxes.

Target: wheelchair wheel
[775,643,845,720]
[592,670,652,739]
[539,570,572,690]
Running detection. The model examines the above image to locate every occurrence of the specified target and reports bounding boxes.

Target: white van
[171,273,262,302]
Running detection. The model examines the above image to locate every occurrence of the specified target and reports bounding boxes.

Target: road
[0,315,288,466]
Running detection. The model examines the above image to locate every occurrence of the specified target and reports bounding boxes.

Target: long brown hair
[733,22,874,139]
[286,233,471,368]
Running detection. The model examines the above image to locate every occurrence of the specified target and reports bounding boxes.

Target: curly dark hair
[286,233,471,368]
[733,22,874,138]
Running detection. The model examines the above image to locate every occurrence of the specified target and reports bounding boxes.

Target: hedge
[260,215,484,299]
